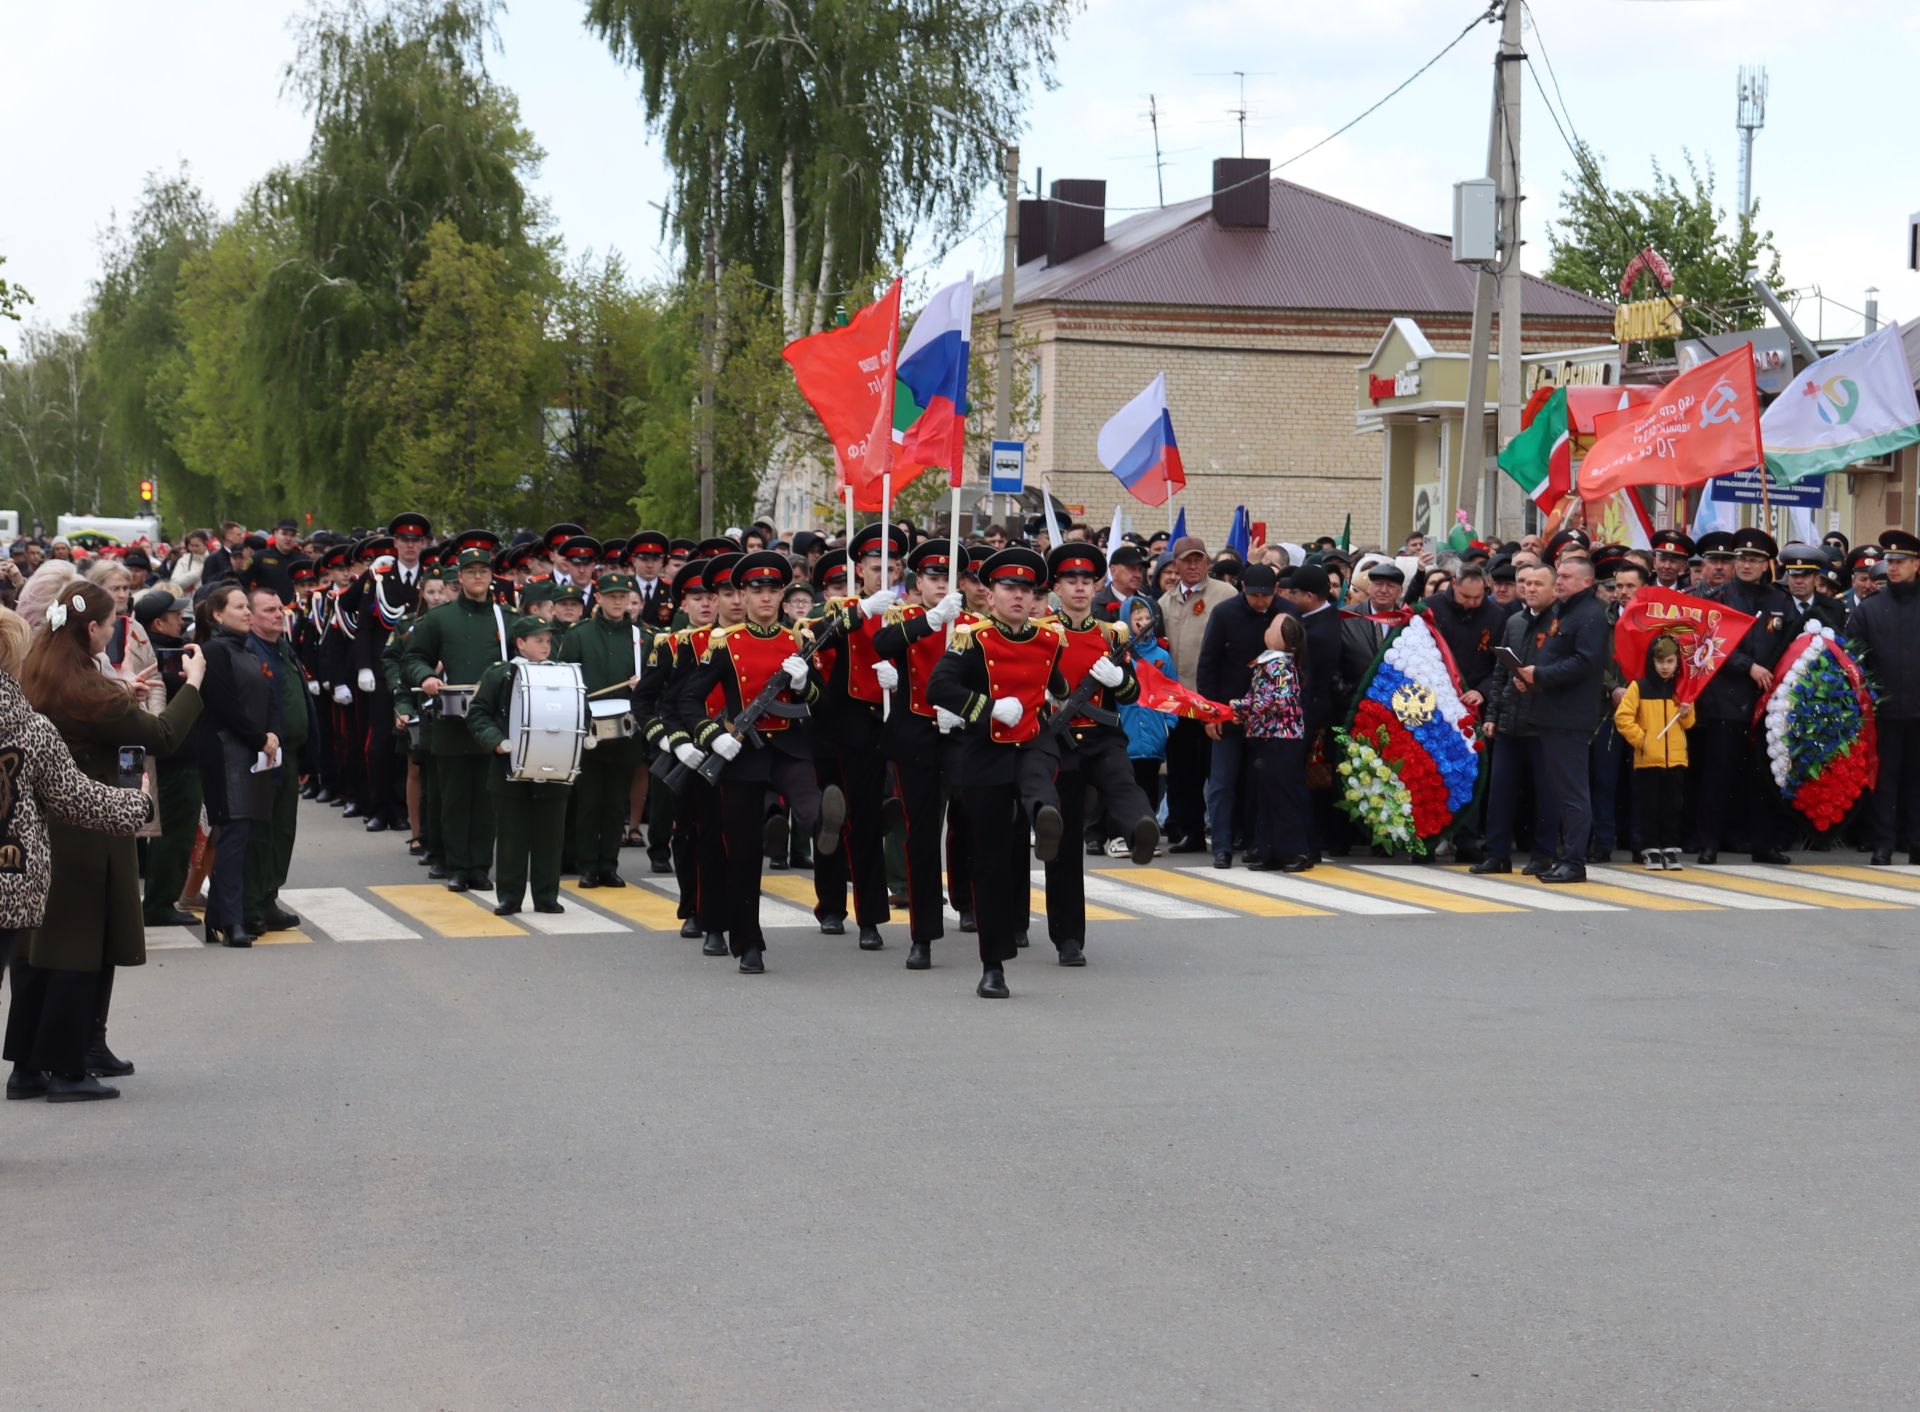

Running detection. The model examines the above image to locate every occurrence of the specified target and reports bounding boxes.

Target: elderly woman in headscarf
[0,606,161,1102]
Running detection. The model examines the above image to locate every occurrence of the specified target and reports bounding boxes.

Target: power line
[1043,3,1500,212]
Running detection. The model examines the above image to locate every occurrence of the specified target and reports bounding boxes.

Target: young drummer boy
[467,616,574,915]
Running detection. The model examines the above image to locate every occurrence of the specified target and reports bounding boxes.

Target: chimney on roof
[1017,198,1048,264]
[1211,157,1271,229]
[1046,179,1105,266]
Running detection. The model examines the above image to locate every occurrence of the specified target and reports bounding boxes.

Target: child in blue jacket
[1118,594,1173,825]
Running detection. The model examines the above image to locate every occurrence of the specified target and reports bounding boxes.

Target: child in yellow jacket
[1612,635,1693,870]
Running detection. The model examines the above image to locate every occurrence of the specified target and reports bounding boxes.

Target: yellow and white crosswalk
[140,859,1920,948]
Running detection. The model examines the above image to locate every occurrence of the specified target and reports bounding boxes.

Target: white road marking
[279,887,423,942]
[1584,866,1808,909]
[636,876,819,930]
[1203,869,1429,916]
[1057,870,1233,919]
[468,890,631,934]
[1344,865,1624,912]
[1715,865,1920,907]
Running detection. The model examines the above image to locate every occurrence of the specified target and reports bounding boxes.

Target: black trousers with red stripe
[813,744,890,928]
[1043,728,1153,946]
[362,683,401,821]
[719,754,822,955]
[892,755,954,944]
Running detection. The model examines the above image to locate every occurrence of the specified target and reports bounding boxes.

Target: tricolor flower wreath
[1756,626,1877,830]
[1333,615,1484,856]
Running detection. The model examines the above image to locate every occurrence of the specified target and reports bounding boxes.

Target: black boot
[6,1066,48,1100]
[816,785,846,856]
[679,918,702,938]
[703,933,729,957]
[46,1072,119,1102]
[1057,939,1086,967]
[905,941,931,970]
[1032,804,1064,863]
[857,925,884,951]
[976,966,1009,999]
[493,901,521,916]
[738,946,765,974]
[1130,815,1160,865]
[85,1043,134,1078]
[957,908,977,933]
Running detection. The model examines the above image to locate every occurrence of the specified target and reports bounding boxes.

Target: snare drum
[507,662,586,783]
[434,687,475,719]
[584,698,636,749]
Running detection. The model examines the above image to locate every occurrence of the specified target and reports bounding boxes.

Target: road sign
[1708,468,1823,508]
[990,440,1025,494]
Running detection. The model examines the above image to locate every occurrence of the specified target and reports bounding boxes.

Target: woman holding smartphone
[192,583,278,947]
[8,581,205,1100]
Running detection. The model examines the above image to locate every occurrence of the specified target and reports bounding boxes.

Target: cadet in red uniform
[871,540,974,971]
[671,551,846,975]
[811,524,906,950]
[1038,543,1161,966]
[655,552,743,955]
[927,547,1069,999]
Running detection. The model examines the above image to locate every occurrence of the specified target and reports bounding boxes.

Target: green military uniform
[467,620,572,914]
[557,575,648,886]
[383,596,444,870]
[244,631,313,926]
[401,550,510,888]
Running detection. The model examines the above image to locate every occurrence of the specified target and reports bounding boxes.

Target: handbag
[217,730,275,822]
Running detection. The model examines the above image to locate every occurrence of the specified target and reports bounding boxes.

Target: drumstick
[585,681,633,700]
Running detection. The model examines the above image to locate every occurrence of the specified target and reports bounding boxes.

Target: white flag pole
[843,484,854,591]
[879,470,892,720]
[948,470,964,646]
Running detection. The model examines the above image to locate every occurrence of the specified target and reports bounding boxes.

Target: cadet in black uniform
[1845,530,1920,864]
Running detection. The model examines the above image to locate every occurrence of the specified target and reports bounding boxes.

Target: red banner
[1577,347,1763,499]
[782,279,901,510]
[1134,657,1234,724]
[1612,586,1755,706]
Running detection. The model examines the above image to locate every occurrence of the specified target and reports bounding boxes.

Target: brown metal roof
[978,177,1613,322]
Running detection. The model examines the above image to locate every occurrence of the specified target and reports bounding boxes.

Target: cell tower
[1736,65,1767,221]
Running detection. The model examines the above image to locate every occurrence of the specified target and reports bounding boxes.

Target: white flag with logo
[1762,320,1920,484]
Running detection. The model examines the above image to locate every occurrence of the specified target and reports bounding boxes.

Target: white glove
[356,668,376,693]
[656,734,674,754]
[935,706,964,734]
[873,660,899,691]
[674,742,706,770]
[858,587,898,619]
[332,684,352,706]
[991,696,1024,727]
[1089,656,1124,688]
[782,654,810,688]
[306,679,321,697]
[925,590,964,630]
[711,733,742,761]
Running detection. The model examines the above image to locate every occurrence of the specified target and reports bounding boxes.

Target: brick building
[977,163,1616,548]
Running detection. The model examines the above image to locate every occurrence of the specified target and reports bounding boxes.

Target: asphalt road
[4,803,1917,1410]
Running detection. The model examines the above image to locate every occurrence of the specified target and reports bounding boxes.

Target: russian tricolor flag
[1098,373,1186,507]
[891,274,973,491]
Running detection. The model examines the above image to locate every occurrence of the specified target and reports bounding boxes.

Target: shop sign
[1615,298,1685,343]
[1367,367,1422,403]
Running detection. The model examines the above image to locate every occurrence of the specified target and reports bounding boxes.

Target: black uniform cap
[668,538,697,561]
[979,546,1047,587]
[354,535,395,564]
[451,528,501,557]
[543,523,586,551]
[1879,529,1920,559]
[1047,543,1106,583]
[848,522,909,560]
[734,550,794,590]
[671,560,711,602]
[556,534,601,566]
[704,552,744,589]
[906,539,967,579]
[1543,528,1591,565]
[1780,542,1830,573]
[287,557,316,584]
[811,555,850,594]
[1730,527,1779,559]
[626,530,670,558]
[1845,544,1884,573]
[694,536,742,559]
[1650,529,1696,559]
[387,512,432,539]
[1695,531,1737,560]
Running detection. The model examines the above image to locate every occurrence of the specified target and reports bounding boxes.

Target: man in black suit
[1283,564,1345,858]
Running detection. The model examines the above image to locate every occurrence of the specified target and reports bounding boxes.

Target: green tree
[1545,145,1785,341]
[0,256,31,356]
[0,324,112,524]
[87,166,217,520]
[252,0,552,526]
[346,220,542,528]
[535,251,659,531]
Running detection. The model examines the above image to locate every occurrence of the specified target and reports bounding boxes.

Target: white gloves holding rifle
[782,655,809,689]
[873,661,899,691]
[711,733,742,761]
[1088,656,1124,688]
[935,707,964,734]
[673,742,705,770]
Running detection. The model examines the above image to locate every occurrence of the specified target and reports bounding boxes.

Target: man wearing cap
[637,560,727,946]
[1780,543,1845,633]
[671,551,846,975]
[1649,530,1695,591]
[1844,545,1883,611]
[466,616,574,916]
[1092,543,1150,628]
[809,524,906,949]
[1694,527,1796,865]
[871,540,975,969]
[1197,562,1285,868]
[402,533,512,892]
[928,546,1070,998]
[348,525,425,833]
[1157,535,1237,853]
[558,571,648,887]
[320,543,373,814]
[384,565,454,872]
[626,531,674,631]
[1694,531,1736,590]
[1845,530,1920,864]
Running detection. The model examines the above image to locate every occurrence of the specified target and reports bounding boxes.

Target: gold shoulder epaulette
[1102,620,1132,646]
[882,603,907,627]
[948,620,980,653]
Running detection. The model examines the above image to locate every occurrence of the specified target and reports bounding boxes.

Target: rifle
[660,613,848,793]
[1037,633,1128,740]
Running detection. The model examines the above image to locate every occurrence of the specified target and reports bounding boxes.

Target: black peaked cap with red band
[694,536,741,560]
[671,560,710,602]
[980,546,1047,587]
[906,539,967,579]
[626,530,670,558]
[704,552,744,589]
[543,523,586,551]
[1047,543,1106,584]
[811,554,850,594]
[848,522,908,560]
[734,549,794,590]
[556,534,601,566]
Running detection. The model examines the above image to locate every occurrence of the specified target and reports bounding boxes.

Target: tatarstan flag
[1498,386,1571,513]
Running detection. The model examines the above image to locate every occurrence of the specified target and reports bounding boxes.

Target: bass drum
[507,661,586,784]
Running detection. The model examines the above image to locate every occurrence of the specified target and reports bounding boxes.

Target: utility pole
[1736,65,1767,223]
[1457,2,1523,537]
[997,140,1020,446]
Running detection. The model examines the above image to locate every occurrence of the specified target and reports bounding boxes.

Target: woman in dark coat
[193,582,279,947]
[9,581,204,1100]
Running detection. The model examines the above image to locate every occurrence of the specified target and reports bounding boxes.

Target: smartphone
[1494,645,1525,669]
[116,745,147,789]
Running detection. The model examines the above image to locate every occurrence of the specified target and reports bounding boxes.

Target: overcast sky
[3,0,1916,358]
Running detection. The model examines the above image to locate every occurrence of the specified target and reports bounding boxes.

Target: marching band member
[467,615,573,916]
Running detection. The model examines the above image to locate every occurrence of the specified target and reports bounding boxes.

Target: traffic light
[138,479,154,504]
